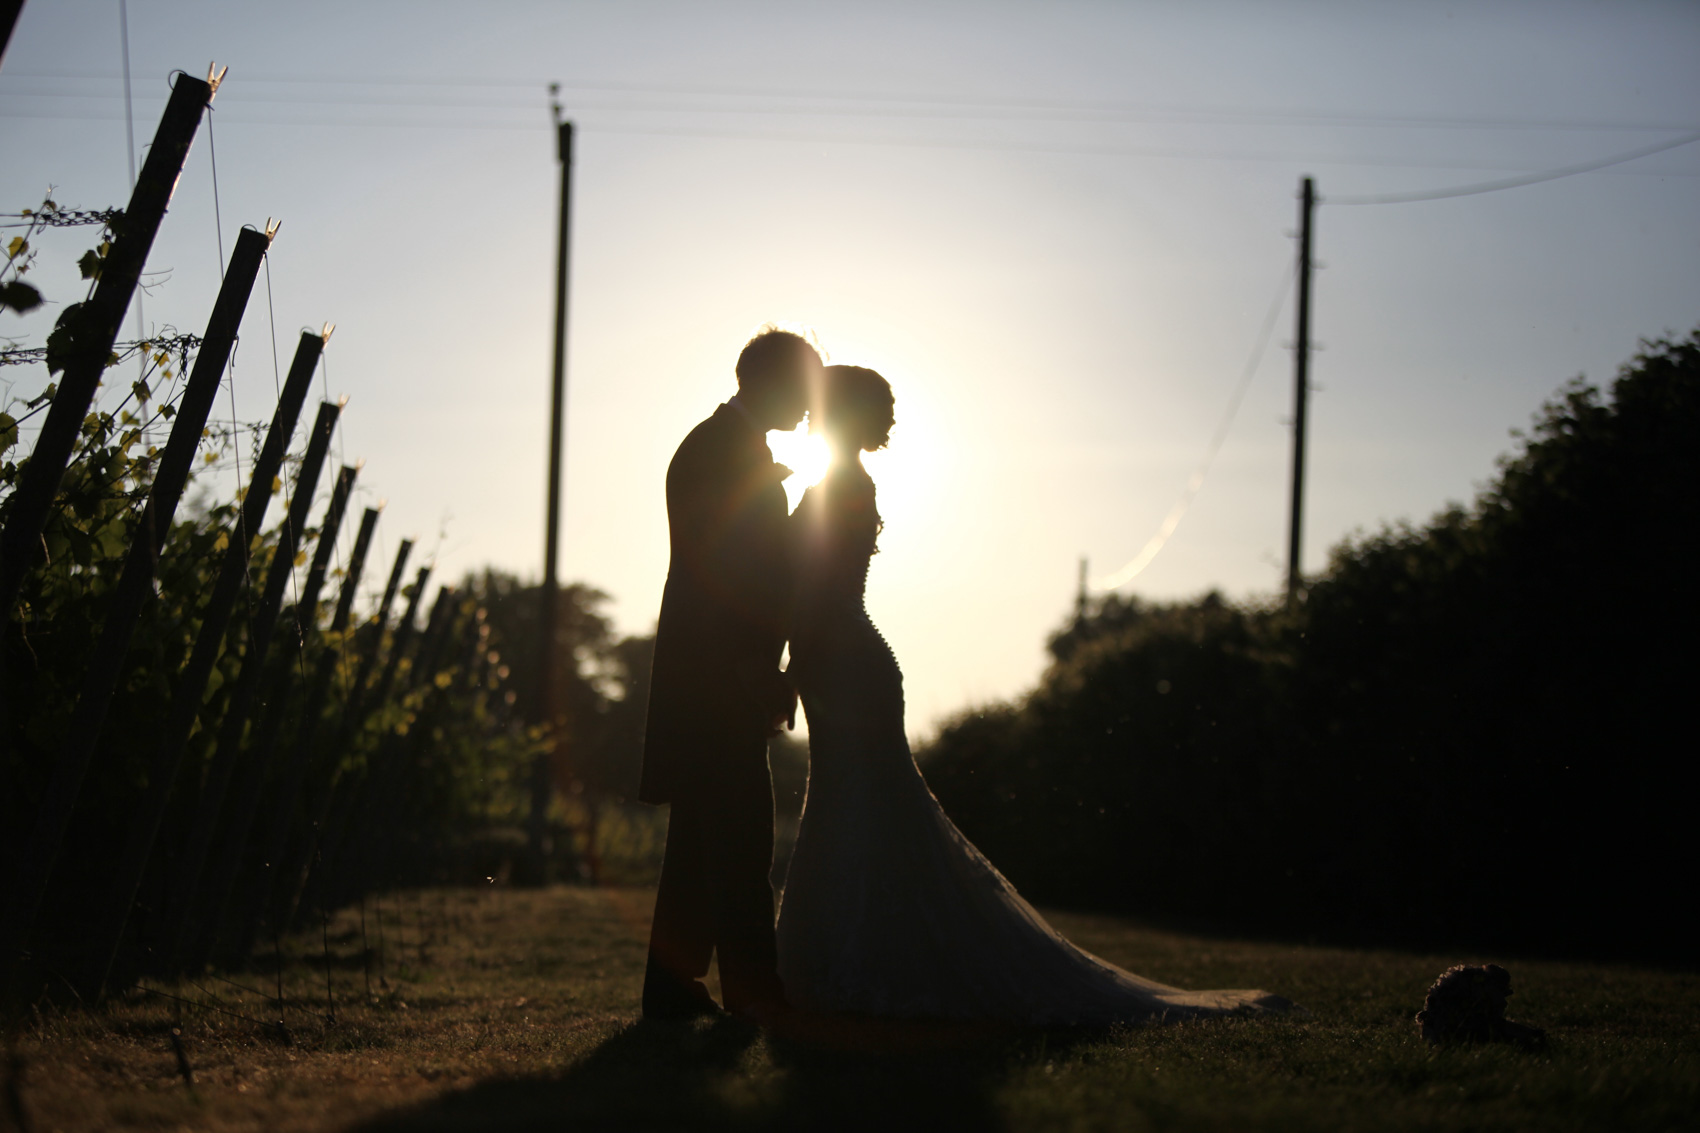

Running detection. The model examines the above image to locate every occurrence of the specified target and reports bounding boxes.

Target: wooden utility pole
[1286,176,1316,609]
[529,93,574,877]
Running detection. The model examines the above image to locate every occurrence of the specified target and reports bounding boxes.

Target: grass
[5,885,1695,1131]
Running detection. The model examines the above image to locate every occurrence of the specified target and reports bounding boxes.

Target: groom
[639,327,822,1021]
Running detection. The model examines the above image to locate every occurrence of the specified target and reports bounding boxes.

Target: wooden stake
[0,224,269,989]
[281,538,413,927]
[0,75,214,622]
[194,465,360,966]
[165,400,341,974]
[80,331,324,998]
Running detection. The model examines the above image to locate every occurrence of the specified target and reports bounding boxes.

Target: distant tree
[462,570,658,879]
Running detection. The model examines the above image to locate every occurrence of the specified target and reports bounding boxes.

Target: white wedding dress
[775,465,1287,1025]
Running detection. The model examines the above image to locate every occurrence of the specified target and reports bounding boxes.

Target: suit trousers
[642,747,784,1016]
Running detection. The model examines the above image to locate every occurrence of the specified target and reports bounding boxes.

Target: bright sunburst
[768,424,831,508]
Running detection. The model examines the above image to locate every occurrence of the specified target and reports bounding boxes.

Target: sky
[2,1,1697,737]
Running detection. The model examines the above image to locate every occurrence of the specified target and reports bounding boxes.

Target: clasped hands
[735,660,798,735]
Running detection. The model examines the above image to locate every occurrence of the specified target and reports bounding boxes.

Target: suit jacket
[638,403,792,805]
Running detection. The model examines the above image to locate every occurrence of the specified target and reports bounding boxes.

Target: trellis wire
[0,208,125,229]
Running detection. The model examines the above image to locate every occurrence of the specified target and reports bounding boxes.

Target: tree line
[917,331,1698,961]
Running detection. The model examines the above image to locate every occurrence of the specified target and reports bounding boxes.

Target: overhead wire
[9,65,1691,610]
[5,70,1697,188]
[5,109,1693,180]
[1094,261,1295,592]
[1327,130,1700,204]
[5,70,1698,134]
[206,109,250,613]
[116,0,142,379]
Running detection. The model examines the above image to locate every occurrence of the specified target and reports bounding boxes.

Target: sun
[768,424,831,506]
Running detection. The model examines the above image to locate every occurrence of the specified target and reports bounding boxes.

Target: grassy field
[5,885,1695,1131]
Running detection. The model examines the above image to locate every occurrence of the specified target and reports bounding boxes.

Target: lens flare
[768,424,831,502]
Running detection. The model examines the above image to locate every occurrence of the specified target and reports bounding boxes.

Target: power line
[586,122,1700,176]
[4,70,1697,135]
[1327,130,1700,204]
[1094,262,1295,593]
[3,107,1696,179]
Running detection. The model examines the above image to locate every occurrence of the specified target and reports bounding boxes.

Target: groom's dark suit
[640,401,790,1016]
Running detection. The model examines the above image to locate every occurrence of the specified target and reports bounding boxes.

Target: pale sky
[3,1,1697,736]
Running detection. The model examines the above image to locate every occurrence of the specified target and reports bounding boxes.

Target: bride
[775,364,1288,1025]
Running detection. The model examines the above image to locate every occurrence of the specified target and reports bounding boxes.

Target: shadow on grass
[354,1014,1044,1131]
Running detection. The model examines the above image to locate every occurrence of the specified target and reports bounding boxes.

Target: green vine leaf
[77,246,106,281]
[45,303,87,375]
[1,279,43,313]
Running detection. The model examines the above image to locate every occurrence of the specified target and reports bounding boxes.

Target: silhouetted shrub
[922,330,1699,959]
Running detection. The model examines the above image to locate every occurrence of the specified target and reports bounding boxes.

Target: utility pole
[529,88,574,879]
[1286,175,1316,609]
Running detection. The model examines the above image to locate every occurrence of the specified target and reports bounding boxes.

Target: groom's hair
[736,328,820,393]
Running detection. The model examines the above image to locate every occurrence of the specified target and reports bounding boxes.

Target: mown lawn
[6,885,1695,1131]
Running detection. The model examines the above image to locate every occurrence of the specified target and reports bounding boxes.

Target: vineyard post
[342,586,461,897]
[0,224,270,980]
[164,400,342,973]
[282,539,413,925]
[191,464,360,968]
[333,585,458,902]
[81,331,323,998]
[306,563,431,911]
[0,73,215,622]
[247,504,380,943]
[365,602,487,898]
[1,1,25,63]
[325,540,414,749]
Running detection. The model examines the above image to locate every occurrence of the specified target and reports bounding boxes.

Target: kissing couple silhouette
[638,327,1289,1029]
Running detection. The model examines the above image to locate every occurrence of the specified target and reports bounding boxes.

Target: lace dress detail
[775,466,1286,1025]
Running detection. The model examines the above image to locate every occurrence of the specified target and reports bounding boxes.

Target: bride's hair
[822,365,895,452]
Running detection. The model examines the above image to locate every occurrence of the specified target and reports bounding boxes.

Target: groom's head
[736,327,821,432]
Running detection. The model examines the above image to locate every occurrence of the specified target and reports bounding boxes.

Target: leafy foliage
[460,570,660,881]
[1,194,117,321]
[0,229,535,984]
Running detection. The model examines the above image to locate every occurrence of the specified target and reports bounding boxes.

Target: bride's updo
[821,364,895,452]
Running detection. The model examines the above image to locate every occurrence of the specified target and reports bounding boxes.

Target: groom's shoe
[642,955,725,1020]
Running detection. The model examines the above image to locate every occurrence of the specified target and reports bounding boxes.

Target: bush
[922,330,1699,959]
